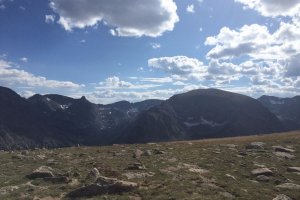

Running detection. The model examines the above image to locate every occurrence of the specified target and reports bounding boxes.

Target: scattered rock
[26,166,54,179]
[256,175,270,182]
[123,172,155,179]
[89,168,100,178]
[246,142,266,149]
[188,168,210,175]
[133,149,143,159]
[143,150,152,156]
[273,146,295,153]
[276,183,300,190]
[273,194,292,200]
[127,163,146,170]
[153,149,166,155]
[287,167,300,173]
[0,186,19,195]
[219,191,235,199]
[273,152,295,159]
[251,168,273,176]
[67,176,138,198]
[226,174,237,181]
[44,176,70,183]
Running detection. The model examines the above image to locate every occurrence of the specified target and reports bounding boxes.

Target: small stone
[287,167,300,173]
[133,149,143,159]
[246,142,266,149]
[44,176,70,183]
[276,183,300,190]
[273,146,295,153]
[226,174,237,181]
[26,166,54,179]
[251,168,273,176]
[67,176,138,198]
[143,150,152,156]
[256,175,270,182]
[123,172,155,179]
[273,194,292,200]
[153,149,166,155]
[273,152,295,159]
[127,163,146,170]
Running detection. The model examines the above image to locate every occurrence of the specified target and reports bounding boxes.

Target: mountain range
[0,86,299,150]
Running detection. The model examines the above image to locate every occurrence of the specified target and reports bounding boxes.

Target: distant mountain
[258,95,300,130]
[0,86,162,150]
[120,89,285,143]
[0,86,291,150]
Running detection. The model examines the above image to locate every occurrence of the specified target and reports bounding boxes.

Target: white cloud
[150,43,161,49]
[186,4,195,13]
[96,76,160,90]
[0,59,84,90]
[131,77,173,83]
[235,0,300,17]
[148,56,208,80]
[20,57,28,63]
[45,14,56,24]
[50,0,179,37]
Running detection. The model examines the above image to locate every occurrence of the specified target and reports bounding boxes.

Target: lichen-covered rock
[67,176,138,198]
[26,166,54,179]
[251,168,273,176]
[273,194,292,200]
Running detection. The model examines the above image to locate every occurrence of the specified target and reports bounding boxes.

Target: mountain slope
[120,89,285,143]
[258,95,300,130]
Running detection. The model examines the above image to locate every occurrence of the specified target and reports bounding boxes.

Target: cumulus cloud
[186,4,195,13]
[150,43,161,49]
[235,0,300,17]
[45,14,56,23]
[20,57,28,63]
[148,56,208,80]
[0,59,83,90]
[96,76,160,90]
[49,0,179,37]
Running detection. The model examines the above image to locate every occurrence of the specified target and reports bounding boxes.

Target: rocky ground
[0,131,300,200]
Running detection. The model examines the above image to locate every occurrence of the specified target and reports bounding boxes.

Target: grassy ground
[0,131,300,200]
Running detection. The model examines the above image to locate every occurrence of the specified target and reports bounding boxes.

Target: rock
[133,149,143,159]
[188,168,210,174]
[144,150,152,156]
[276,183,300,190]
[273,152,295,159]
[219,191,235,199]
[226,174,237,181]
[0,186,19,195]
[153,149,166,155]
[44,176,70,183]
[123,172,155,179]
[26,166,54,179]
[89,168,100,178]
[246,142,266,149]
[251,168,273,176]
[127,163,146,170]
[67,176,138,198]
[273,146,295,153]
[273,194,292,200]
[256,175,270,182]
[287,167,300,173]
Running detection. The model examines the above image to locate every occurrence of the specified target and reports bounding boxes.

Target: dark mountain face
[0,86,288,150]
[121,89,285,143]
[0,86,162,150]
[258,95,300,130]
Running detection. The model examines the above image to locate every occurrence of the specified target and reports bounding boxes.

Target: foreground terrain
[0,131,300,200]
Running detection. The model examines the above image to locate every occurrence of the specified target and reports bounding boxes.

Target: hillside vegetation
[0,131,300,199]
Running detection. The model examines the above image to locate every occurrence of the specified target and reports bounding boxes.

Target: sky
[0,0,300,104]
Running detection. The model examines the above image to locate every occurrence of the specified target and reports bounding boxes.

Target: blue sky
[0,0,300,103]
